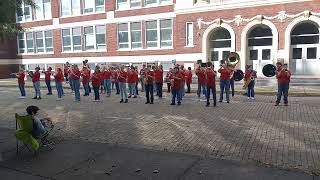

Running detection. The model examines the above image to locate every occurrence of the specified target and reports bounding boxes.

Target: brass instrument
[242,70,257,89]
[225,52,243,81]
[262,64,277,77]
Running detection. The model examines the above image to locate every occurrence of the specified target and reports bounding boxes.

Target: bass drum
[262,64,276,77]
[233,69,244,81]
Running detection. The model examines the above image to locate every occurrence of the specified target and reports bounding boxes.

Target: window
[186,22,193,47]
[146,21,158,48]
[130,0,141,7]
[249,49,258,60]
[210,28,231,48]
[307,47,317,59]
[34,0,52,20]
[17,2,32,22]
[72,28,82,51]
[62,29,72,51]
[96,25,106,50]
[160,19,172,47]
[18,33,25,54]
[291,22,319,45]
[26,32,34,53]
[117,0,128,9]
[61,0,80,16]
[248,25,273,46]
[84,26,95,50]
[45,30,53,52]
[145,0,157,6]
[84,0,104,14]
[36,31,44,53]
[131,22,142,48]
[292,48,302,59]
[262,49,271,60]
[118,23,129,49]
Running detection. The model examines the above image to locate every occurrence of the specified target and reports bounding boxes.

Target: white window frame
[35,31,45,53]
[83,0,105,14]
[145,0,171,7]
[146,20,158,48]
[26,32,35,53]
[186,22,194,47]
[130,22,142,49]
[95,25,107,51]
[118,23,130,49]
[145,19,173,49]
[44,30,54,53]
[72,27,82,51]
[84,26,96,51]
[17,33,27,54]
[160,19,173,48]
[16,2,33,22]
[34,0,52,20]
[62,28,72,52]
[17,31,53,55]
[60,0,81,17]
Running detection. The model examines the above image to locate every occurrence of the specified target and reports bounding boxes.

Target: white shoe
[251,97,255,100]
[56,98,62,101]
[18,96,26,99]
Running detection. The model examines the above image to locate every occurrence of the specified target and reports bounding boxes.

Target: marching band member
[165,68,173,93]
[179,65,186,100]
[63,63,69,82]
[118,66,128,103]
[229,68,235,97]
[103,66,112,97]
[112,67,120,95]
[54,68,64,100]
[139,64,146,92]
[205,63,217,107]
[186,67,192,93]
[14,69,26,98]
[218,63,231,103]
[196,65,206,99]
[127,66,137,98]
[134,66,139,96]
[275,62,291,106]
[81,66,90,96]
[42,67,53,95]
[145,66,155,104]
[70,64,81,102]
[244,65,257,100]
[170,66,183,105]
[91,66,103,101]
[155,65,164,98]
[32,67,41,99]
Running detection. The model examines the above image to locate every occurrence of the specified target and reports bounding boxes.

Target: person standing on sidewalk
[103,66,112,97]
[134,66,139,96]
[118,66,128,103]
[127,66,137,98]
[70,65,81,102]
[54,68,64,100]
[275,62,291,106]
[139,64,146,92]
[144,66,155,104]
[14,69,26,98]
[218,63,231,103]
[185,67,192,93]
[81,66,90,96]
[154,65,164,98]
[113,67,120,95]
[42,67,53,95]
[170,67,183,105]
[244,65,257,100]
[205,63,217,107]
[31,67,41,100]
[165,68,173,93]
[196,66,206,99]
[91,66,103,101]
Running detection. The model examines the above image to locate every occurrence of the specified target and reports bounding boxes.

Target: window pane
[250,50,258,60]
[211,40,231,48]
[131,31,141,42]
[222,51,230,61]
[61,0,70,16]
[84,0,94,13]
[130,0,141,7]
[26,32,34,53]
[132,43,142,48]
[131,22,141,31]
[210,28,231,40]
[292,22,319,35]
[36,32,44,53]
[262,49,271,60]
[73,27,81,35]
[248,38,272,46]
[45,38,53,52]
[118,24,128,31]
[146,21,157,29]
[248,25,272,38]
[35,0,43,20]
[84,27,94,50]
[145,0,157,5]
[292,48,302,59]
[84,26,93,34]
[96,25,105,34]
[291,36,319,45]
[63,37,71,46]
[72,0,80,15]
[211,51,219,61]
[118,32,128,43]
[44,1,51,19]
[62,29,70,36]
[73,36,81,46]
[45,30,52,37]
[307,47,317,59]
[186,23,193,46]
[147,30,157,41]
[160,19,171,28]
[96,34,106,44]
[160,29,171,41]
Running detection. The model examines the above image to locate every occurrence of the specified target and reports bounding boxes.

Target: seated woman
[26,106,54,144]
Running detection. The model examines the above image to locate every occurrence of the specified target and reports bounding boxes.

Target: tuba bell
[225,52,244,81]
[262,64,277,77]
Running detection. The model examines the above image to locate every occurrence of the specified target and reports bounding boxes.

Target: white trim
[202,23,236,62]
[284,15,320,65]
[240,19,279,71]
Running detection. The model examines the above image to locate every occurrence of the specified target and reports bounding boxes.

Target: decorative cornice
[197,10,320,29]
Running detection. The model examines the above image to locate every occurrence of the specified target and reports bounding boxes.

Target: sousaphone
[226,52,244,81]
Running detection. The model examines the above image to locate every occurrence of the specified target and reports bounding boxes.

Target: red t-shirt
[127,70,135,84]
[185,70,192,84]
[171,72,183,89]
[196,69,205,84]
[219,68,231,81]
[118,70,127,83]
[154,69,163,83]
[54,72,64,82]
[43,70,52,81]
[18,72,25,83]
[206,69,216,87]
[145,71,154,85]
[81,70,90,84]
[244,69,252,80]
[277,68,291,84]
[32,71,40,83]
[112,70,119,83]
[134,70,139,83]
[69,70,81,80]
[92,72,102,87]
[103,70,112,80]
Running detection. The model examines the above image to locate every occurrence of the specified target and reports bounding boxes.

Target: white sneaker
[56,98,62,101]
[251,97,255,100]
[247,97,250,100]
[18,96,26,99]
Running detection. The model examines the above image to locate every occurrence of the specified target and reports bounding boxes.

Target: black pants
[167,83,171,93]
[93,86,100,100]
[186,83,191,93]
[156,83,163,97]
[145,84,154,103]
[45,80,52,94]
[206,86,216,106]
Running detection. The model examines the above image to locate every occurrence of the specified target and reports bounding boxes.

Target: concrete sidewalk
[0,129,316,180]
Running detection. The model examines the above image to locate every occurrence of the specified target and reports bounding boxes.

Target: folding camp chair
[15,113,54,155]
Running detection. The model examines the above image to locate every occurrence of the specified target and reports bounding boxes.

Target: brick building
[1,0,319,78]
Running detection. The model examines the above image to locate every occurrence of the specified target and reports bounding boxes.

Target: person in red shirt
[196,65,206,98]
[244,65,257,100]
[154,65,164,98]
[127,67,137,98]
[185,67,193,93]
[275,62,291,106]
[165,68,173,93]
[91,66,103,101]
[63,63,70,82]
[179,65,186,100]
[81,66,90,96]
[218,63,231,103]
[118,66,128,103]
[42,67,53,95]
[54,68,64,100]
[205,63,217,107]
[70,64,81,101]
[112,67,120,94]
[31,67,41,99]
[14,69,26,98]
[139,64,146,92]
[134,66,139,96]
[144,66,155,104]
[170,67,183,105]
[102,66,112,97]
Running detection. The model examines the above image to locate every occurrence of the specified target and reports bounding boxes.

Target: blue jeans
[206,86,217,106]
[247,81,255,98]
[83,82,89,95]
[33,81,41,97]
[145,84,154,103]
[72,79,80,101]
[104,79,111,96]
[156,83,163,98]
[230,80,235,97]
[18,82,26,96]
[140,78,145,92]
[276,83,289,104]
[55,81,63,98]
[119,82,127,100]
[197,84,206,98]
[45,80,52,94]
[93,86,100,100]
[219,80,230,102]
[128,83,136,97]
[115,82,120,94]
[171,89,181,104]
[69,79,74,92]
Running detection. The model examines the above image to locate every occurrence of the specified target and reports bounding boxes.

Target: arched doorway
[247,25,273,75]
[290,21,320,75]
[209,28,232,68]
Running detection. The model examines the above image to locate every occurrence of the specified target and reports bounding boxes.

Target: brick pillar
[51,0,60,18]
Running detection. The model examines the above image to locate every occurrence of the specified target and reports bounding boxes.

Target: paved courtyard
[0,87,320,176]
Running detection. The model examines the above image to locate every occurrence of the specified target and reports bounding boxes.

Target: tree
[0,0,34,39]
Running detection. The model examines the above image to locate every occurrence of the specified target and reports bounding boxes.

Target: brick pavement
[0,87,320,175]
